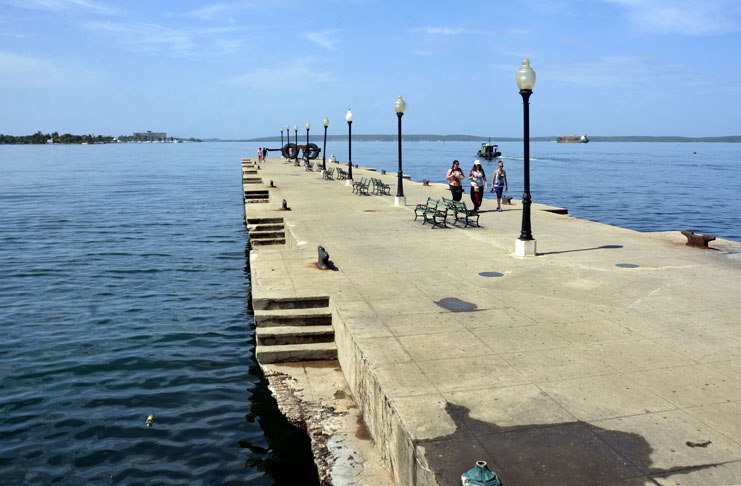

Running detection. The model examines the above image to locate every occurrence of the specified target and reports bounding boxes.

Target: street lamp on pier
[280,127,284,154]
[286,125,291,160]
[293,124,298,147]
[515,58,537,257]
[345,109,353,183]
[305,122,311,164]
[394,95,406,207]
[322,117,329,172]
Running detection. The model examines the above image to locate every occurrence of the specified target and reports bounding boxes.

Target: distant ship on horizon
[557,133,589,143]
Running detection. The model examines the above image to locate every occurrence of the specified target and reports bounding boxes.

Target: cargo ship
[557,133,589,143]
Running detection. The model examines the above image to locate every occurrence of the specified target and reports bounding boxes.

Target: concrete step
[254,308,332,327]
[247,217,284,225]
[253,295,330,310]
[256,325,334,345]
[256,342,338,364]
[250,238,285,247]
[244,190,270,198]
[250,230,285,239]
[250,224,284,232]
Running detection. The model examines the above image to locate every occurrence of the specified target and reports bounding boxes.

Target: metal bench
[414,197,438,222]
[442,197,480,227]
[352,177,371,195]
[371,178,391,195]
[422,200,449,228]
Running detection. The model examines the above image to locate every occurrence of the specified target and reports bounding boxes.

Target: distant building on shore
[133,131,167,142]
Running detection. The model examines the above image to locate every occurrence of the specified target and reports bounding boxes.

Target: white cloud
[228,60,333,89]
[605,0,740,35]
[183,1,265,21]
[85,21,196,55]
[84,21,250,57]
[2,0,118,14]
[304,30,339,50]
[0,50,102,87]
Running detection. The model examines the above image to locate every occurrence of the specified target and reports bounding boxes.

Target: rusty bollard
[422,179,430,186]
[269,180,274,187]
[681,230,715,249]
[281,199,290,211]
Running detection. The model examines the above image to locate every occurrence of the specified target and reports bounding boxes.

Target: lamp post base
[515,238,537,257]
[394,196,406,207]
[345,179,353,186]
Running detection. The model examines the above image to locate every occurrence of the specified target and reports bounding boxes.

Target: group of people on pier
[445,159,508,212]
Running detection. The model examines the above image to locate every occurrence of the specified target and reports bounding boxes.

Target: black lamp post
[293,124,298,147]
[322,117,329,172]
[345,109,353,181]
[394,95,406,206]
[305,122,310,162]
[280,127,284,150]
[515,58,537,256]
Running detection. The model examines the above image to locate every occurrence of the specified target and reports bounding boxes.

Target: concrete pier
[243,157,741,486]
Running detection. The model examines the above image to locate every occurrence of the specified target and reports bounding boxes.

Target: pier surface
[245,158,741,486]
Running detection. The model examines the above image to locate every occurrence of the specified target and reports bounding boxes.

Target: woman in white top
[468,160,487,211]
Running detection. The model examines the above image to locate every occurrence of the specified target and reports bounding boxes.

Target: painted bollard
[461,461,502,486]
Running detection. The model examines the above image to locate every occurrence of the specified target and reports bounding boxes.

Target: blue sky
[1,0,740,138]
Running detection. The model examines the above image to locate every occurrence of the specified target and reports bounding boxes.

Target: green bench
[323,167,335,180]
[414,197,448,228]
[371,177,391,195]
[442,197,480,227]
[352,177,371,195]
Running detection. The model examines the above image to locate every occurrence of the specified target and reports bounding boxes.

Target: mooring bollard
[422,179,430,186]
[381,169,386,174]
[269,180,274,187]
[680,230,715,249]
[461,461,502,486]
[281,199,290,211]
[317,245,330,270]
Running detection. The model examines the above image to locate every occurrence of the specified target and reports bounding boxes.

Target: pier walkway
[244,157,741,486]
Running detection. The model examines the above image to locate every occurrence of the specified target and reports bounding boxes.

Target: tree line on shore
[0,131,114,144]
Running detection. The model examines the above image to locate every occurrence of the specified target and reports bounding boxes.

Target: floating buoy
[146,415,154,427]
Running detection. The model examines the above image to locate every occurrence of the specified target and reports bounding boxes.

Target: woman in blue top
[490,161,508,211]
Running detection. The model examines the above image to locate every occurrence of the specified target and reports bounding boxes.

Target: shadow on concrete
[417,403,723,486]
[539,244,623,256]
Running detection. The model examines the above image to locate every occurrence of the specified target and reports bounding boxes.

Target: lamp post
[345,109,353,184]
[286,125,291,160]
[280,127,284,157]
[294,124,298,147]
[305,122,311,164]
[515,58,537,257]
[322,117,329,172]
[394,95,406,207]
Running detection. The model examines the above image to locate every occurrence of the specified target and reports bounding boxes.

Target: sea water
[0,143,319,485]
[1,141,739,485]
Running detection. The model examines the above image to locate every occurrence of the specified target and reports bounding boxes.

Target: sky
[1,0,740,139]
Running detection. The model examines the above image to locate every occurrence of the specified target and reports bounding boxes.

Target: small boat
[477,141,501,159]
[557,133,589,143]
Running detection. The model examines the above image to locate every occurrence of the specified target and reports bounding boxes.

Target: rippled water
[0,143,319,485]
[329,141,741,241]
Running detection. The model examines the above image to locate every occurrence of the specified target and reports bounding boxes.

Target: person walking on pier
[490,161,508,211]
[468,160,487,211]
[446,160,464,201]
[257,148,262,162]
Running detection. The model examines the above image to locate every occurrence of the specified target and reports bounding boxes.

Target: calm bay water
[0,143,319,485]
[0,140,739,484]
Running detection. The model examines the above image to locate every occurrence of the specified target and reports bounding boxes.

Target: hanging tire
[306,143,320,160]
[283,143,298,159]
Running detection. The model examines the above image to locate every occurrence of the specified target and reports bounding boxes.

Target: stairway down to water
[246,217,286,248]
[253,296,337,364]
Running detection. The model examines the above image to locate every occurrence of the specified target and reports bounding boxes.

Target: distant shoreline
[234,135,741,143]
